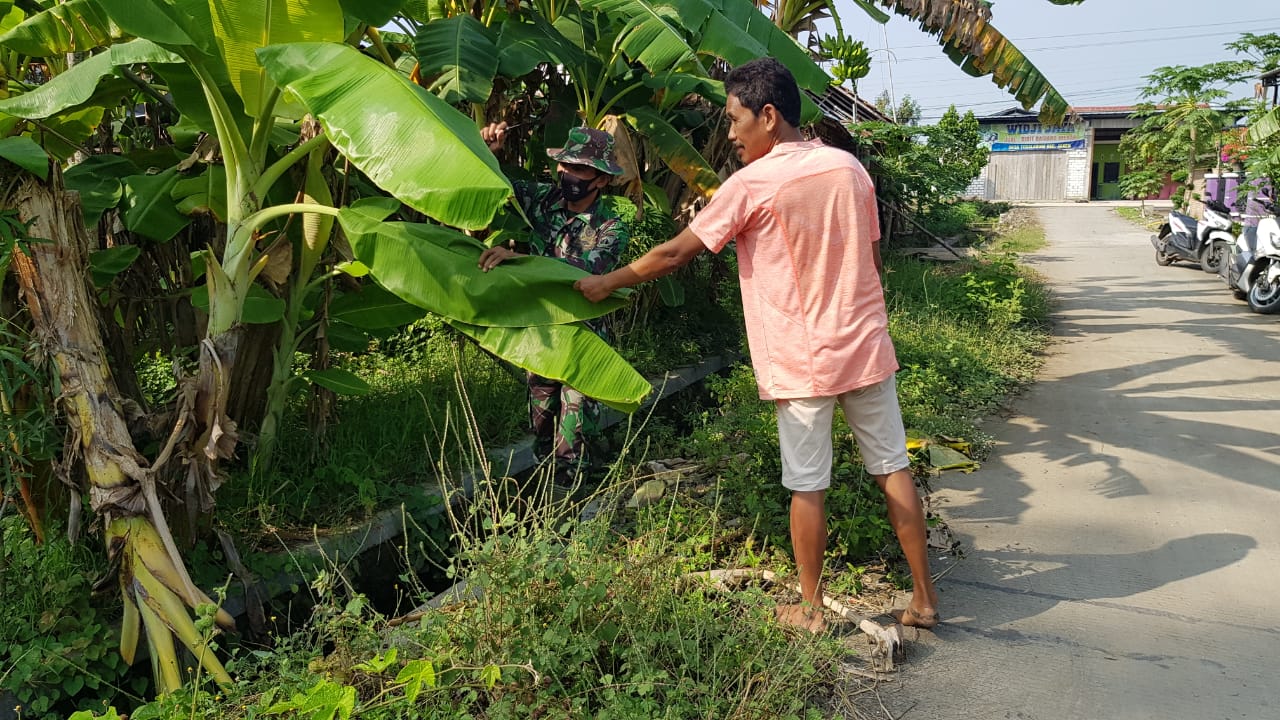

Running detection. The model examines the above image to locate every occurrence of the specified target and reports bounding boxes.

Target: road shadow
[929,532,1266,642]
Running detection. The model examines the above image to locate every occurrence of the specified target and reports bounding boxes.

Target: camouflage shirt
[513,180,630,275]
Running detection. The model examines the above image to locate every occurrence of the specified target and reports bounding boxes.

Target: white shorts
[776,375,910,492]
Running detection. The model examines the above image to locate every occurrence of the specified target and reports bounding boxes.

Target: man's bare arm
[575,227,707,302]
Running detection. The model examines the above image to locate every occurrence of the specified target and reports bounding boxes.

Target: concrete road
[879,205,1280,720]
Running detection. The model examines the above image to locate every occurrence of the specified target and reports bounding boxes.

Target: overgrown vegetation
[17,209,1052,719]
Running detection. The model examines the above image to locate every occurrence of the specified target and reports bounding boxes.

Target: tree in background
[1122,32,1280,212]
[875,90,921,125]
[1124,62,1240,211]
[1118,168,1166,217]
[850,104,988,239]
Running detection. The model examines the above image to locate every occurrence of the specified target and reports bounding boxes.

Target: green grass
[1114,206,1165,232]
[79,491,850,720]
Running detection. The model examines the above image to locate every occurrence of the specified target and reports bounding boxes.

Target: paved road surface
[879,205,1280,720]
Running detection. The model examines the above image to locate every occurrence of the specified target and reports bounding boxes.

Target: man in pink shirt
[576,57,938,632]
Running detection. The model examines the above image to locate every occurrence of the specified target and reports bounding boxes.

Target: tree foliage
[851,104,987,216]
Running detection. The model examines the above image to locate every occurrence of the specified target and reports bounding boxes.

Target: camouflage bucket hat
[546,127,624,175]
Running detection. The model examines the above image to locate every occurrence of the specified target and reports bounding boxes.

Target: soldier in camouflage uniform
[479,124,630,483]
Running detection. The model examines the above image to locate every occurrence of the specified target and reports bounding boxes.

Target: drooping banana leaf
[338,207,631,327]
[413,15,498,105]
[121,168,192,242]
[850,0,890,24]
[0,0,124,56]
[259,42,512,230]
[580,0,708,75]
[625,105,720,198]
[208,0,345,119]
[871,0,1078,123]
[0,1,15,24]
[1249,106,1280,144]
[93,0,199,50]
[703,0,829,92]
[0,39,179,119]
[643,72,726,109]
[329,284,428,329]
[337,0,405,27]
[65,154,138,225]
[0,136,48,178]
[451,321,651,413]
[497,14,586,78]
[171,164,229,221]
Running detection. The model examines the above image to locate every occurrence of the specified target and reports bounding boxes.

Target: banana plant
[0,0,647,694]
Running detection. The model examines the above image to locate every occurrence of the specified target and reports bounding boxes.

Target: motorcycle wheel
[1155,247,1174,266]
[1198,241,1227,273]
[1247,274,1280,314]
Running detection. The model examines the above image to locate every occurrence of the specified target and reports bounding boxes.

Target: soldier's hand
[479,243,518,272]
[481,121,508,153]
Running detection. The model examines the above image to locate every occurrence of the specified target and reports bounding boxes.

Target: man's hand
[481,121,508,153]
[479,243,519,272]
[574,274,615,303]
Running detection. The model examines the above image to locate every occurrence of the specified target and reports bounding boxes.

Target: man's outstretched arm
[575,227,707,302]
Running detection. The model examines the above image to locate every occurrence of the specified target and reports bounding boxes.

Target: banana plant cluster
[0,0,842,694]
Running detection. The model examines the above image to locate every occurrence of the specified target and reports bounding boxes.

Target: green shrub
[0,516,144,719]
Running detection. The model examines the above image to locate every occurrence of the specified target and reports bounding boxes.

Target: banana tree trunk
[7,168,233,692]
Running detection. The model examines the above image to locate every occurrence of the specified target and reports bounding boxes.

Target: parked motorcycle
[1151,199,1234,272]
[1231,196,1280,314]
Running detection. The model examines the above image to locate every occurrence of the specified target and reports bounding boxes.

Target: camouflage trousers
[527,372,601,478]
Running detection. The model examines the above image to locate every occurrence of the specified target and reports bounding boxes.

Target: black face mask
[559,173,598,203]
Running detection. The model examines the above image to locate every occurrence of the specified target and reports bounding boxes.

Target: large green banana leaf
[0,0,124,56]
[93,0,200,50]
[625,106,720,198]
[580,0,707,74]
[0,136,49,178]
[871,0,1076,123]
[413,15,498,105]
[1249,107,1280,144]
[338,0,404,27]
[703,0,829,92]
[64,154,139,225]
[0,39,179,118]
[338,207,631,327]
[122,168,193,242]
[497,14,586,78]
[452,321,651,413]
[208,0,345,118]
[643,72,726,114]
[329,284,427,329]
[258,42,511,230]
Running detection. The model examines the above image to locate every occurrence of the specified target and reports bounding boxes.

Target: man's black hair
[724,57,801,127]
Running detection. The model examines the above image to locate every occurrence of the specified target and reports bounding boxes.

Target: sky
[829,0,1279,122]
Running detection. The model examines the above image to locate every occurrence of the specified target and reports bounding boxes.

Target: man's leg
[776,398,836,632]
[788,489,827,613]
[840,377,939,627]
[553,386,598,483]
[874,468,938,626]
[527,373,559,463]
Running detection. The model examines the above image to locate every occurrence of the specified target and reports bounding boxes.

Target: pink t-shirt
[689,140,898,400]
